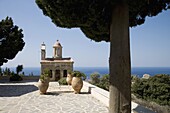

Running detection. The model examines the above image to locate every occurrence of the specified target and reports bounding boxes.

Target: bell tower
[53,40,62,58]
[41,42,46,60]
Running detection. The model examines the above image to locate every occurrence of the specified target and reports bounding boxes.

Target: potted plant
[66,70,73,85]
[71,71,86,94]
[38,69,50,94]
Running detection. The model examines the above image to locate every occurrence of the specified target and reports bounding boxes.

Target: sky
[0,0,170,68]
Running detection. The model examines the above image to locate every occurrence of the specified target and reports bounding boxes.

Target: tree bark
[109,2,131,113]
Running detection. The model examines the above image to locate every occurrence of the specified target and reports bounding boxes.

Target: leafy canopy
[36,0,170,42]
[16,65,23,74]
[132,74,170,106]
[0,17,25,66]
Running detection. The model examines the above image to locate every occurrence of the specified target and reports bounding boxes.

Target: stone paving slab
[0,82,108,113]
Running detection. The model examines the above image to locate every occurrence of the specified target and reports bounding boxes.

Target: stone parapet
[82,81,156,113]
[82,81,109,106]
[0,76,39,82]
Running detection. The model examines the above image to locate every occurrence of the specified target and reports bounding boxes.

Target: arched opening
[55,70,60,81]
[49,70,52,78]
[63,70,67,77]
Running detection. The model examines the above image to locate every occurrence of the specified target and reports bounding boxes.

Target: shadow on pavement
[57,90,74,94]
[46,91,60,96]
[0,80,38,83]
[80,92,90,94]
[0,85,38,97]
[133,105,156,113]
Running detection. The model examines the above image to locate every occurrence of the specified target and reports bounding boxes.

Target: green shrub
[3,67,11,76]
[132,74,170,106]
[0,67,2,76]
[89,73,109,91]
[20,72,25,76]
[90,72,100,85]
[72,71,86,80]
[58,78,67,85]
[43,68,51,75]
[10,74,23,81]
[131,75,138,82]
[97,74,109,91]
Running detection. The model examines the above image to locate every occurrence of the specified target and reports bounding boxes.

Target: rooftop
[41,57,74,63]
[53,40,62,48]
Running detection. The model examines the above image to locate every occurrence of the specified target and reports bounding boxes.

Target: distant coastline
[2,67,170,79]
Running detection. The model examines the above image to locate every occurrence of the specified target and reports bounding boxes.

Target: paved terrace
[0,80,155,113]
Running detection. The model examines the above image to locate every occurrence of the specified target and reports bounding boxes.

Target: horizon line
[1,66,170,68]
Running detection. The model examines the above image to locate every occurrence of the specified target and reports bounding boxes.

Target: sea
[3,67,170,79]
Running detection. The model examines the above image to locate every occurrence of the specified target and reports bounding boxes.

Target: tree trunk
[109,2,131,113]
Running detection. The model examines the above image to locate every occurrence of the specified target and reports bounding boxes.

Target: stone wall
[41,62,73,81]
[0,76,39,81]
[0,76,10,81]
[82,81,157,113]
[41,62,73,71]
[82,81,109,107]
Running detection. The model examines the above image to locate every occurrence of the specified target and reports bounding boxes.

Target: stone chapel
[40,40,74,81]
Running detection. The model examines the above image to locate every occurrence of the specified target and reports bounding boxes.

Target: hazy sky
[0,0,170,68]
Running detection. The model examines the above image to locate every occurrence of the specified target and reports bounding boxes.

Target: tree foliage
[35,1,170,112]
[132,74,170,106]
[98,74,109,91]
[92,74,170,106]
[16,65,23,74]
[72,70,86,80]
[0,17,25,66]
[10,73,23,81]
[58,77,68,85]
[3,67,11,76]
[0,67,2,76]
[90,72,100,84]
[36,0,170,42]
[90,74,109,91]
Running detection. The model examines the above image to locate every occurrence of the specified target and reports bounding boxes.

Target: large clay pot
[71,77,83,94]
[66,73,73,85]
[38,78,49,94]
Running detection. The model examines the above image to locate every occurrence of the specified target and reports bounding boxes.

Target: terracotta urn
[38,78,49,94]
[71,77,83,94]
[66,73,73,85]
